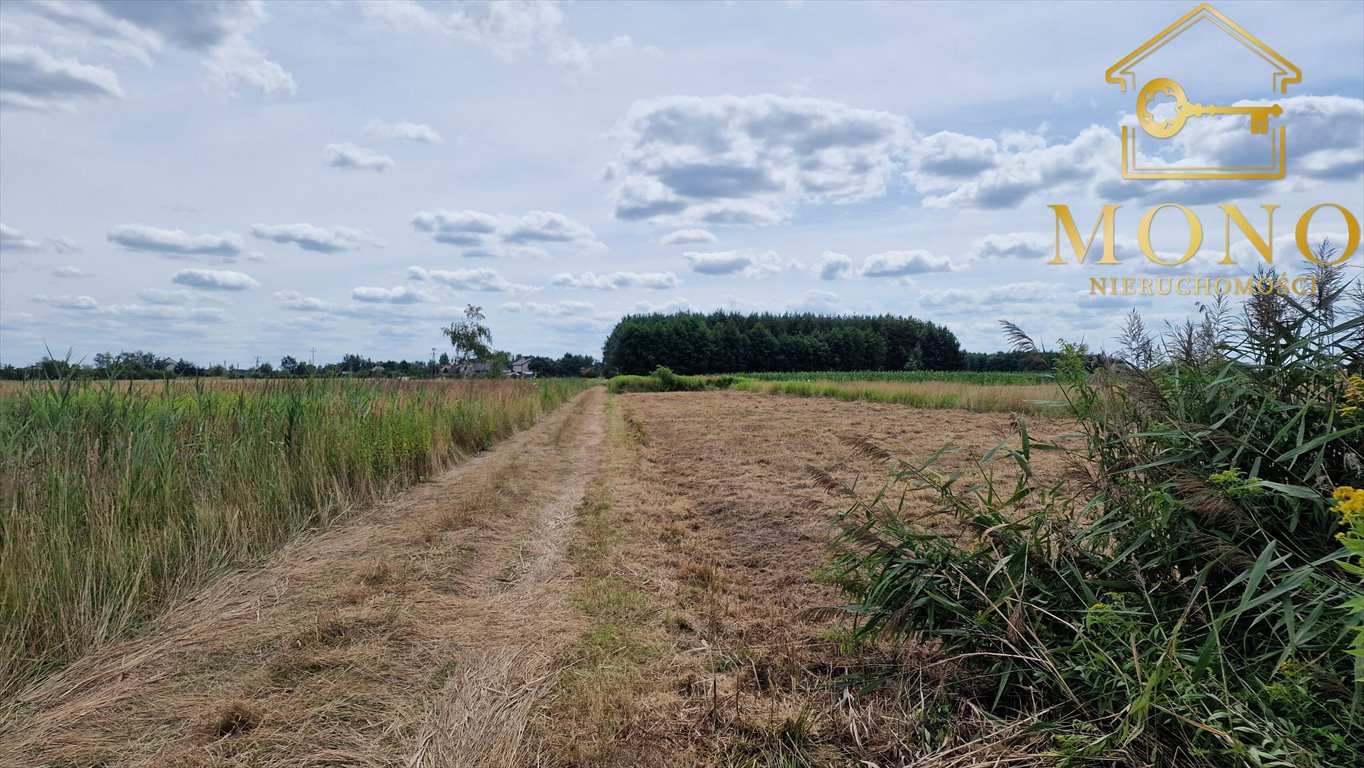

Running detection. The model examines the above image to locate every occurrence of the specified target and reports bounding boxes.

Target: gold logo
[1107,3,1300,180]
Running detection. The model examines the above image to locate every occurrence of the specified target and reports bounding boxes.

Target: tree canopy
[442,304,493,366]
[601,311,965,375]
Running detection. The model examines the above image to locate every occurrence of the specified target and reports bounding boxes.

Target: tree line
[602,311,966,375]
[0,350,602,380]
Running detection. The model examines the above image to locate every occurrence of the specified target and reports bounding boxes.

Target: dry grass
[3,386,1084,766]
[0,387,605,768]
[530,390,1078,766]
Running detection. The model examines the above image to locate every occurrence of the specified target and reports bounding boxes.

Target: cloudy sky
[1,0,1361,367]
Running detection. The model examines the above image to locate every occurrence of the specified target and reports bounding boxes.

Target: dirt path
[1,386,607,768]
[531,391,1078,767]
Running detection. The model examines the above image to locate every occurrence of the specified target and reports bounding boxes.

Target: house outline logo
[1106,3,1301,181]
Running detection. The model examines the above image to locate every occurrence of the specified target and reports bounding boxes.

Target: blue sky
[1,0,1361,367]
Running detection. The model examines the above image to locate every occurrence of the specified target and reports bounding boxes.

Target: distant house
[459,361,492,377]
[509,357,535,378]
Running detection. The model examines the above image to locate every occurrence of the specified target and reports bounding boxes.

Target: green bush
[607,366,737,394]
[826,287,1364,765]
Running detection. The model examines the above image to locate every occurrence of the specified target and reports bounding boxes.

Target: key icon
[1137,77,1282,139]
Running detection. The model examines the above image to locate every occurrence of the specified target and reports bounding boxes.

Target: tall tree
[443,304,493,373]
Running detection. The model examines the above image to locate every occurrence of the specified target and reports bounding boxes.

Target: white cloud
[659,228,717,246]
[274,289,331,312]
[917,281,1066,310]
[502,210,597,244]
[405,266,533,293]
[683,248,789,277]
[549,270,680,290]
[89,0,294,97]
[411,209,500,245]
[136,288,200,305]
[32,290,230,323]
[966,232,1051,262]
[860,250,957,278]
[0,44,124,111]
[630,297,696,314]
[352,286,430,304]
[15,2,161,65]
[606,94,912,226]
[89,0,265,50]
[816,251,851,280]
[324,143,395,172]
[500,300,594,317]
[108,225,244,257]
[360,0,632,71]
[171,268,258,291]
[0,223,43,251]
[410,208,602,255]
[32,293,98,310]
[363,119,443,144]
[250,223,380,253]
[907,96,1363,210]
[785,289,844,313]
[52,266,89,278]
[202,36,295,97]
[48,236,79,253]
[1,223,79,254]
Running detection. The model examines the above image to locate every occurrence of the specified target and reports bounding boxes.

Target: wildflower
[1332,486,1363,524]
[1342,376,1364,418]
[1089,602,1108,611]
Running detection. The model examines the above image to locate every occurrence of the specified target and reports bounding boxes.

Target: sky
[1,0,1361,368]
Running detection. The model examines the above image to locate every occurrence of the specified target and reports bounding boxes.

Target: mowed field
[1,383,1078,766]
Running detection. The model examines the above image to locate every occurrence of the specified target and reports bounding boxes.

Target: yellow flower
[1090,602,1108,611]
[1336,486,1357,501]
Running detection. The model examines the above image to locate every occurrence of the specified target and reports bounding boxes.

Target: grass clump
[0,377,592,696]
[826,279,1364,765]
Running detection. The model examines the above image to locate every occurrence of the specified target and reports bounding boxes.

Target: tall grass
[0,377,591,695]
[607,366,1062,413]
[825,294,1363,764]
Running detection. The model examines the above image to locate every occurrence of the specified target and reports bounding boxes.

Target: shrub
[607,366,737,394]
[826,287,1364,764]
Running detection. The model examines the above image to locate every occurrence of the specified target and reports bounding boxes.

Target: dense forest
[602,311,965,375]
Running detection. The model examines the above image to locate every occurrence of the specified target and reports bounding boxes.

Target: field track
[2,386,607,768]
[2,386,1077,766]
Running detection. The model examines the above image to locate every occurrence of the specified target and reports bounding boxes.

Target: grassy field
[739,369,1051,385]
[730,376,1065,413]
[0,376,592,694]
[608,367,1065,413]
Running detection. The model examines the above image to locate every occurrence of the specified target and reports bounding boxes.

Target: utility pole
[310,347,316,366]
